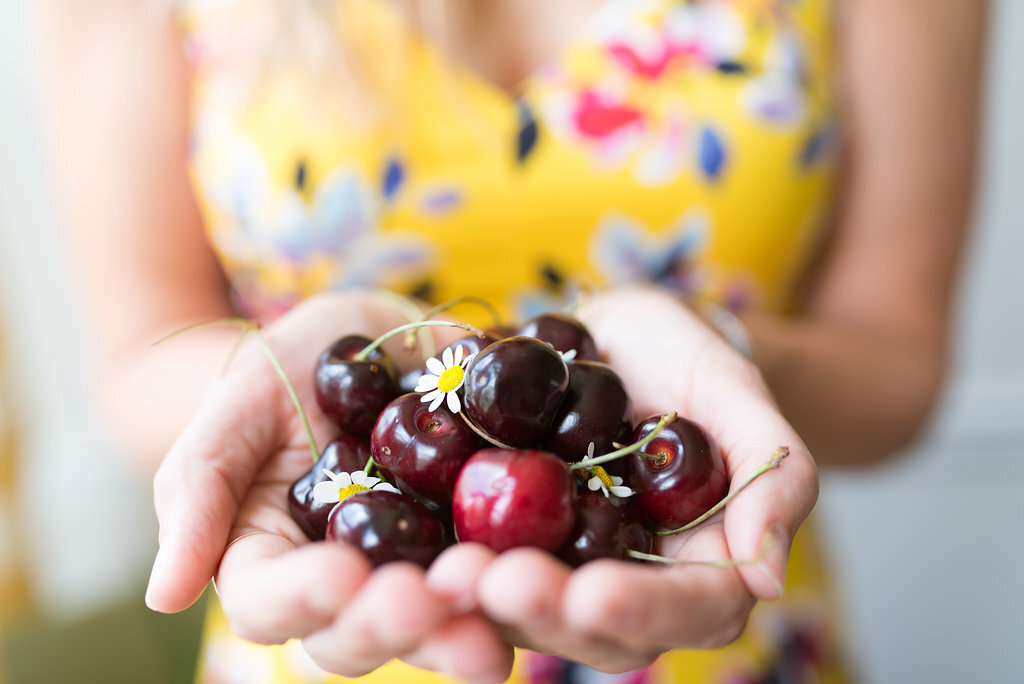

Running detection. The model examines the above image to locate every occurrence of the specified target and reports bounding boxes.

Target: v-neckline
[408,0,632,102]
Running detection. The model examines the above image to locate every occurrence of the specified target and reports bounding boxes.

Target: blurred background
[0,1,1021,683]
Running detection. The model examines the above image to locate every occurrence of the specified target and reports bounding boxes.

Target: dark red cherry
[558,490,629,567]
[287,436,372,541]
[326,490,447,568]
[629,415,728,528]
[516,313,600,361]
[463,337,569,447]
[314,335,401,437]
[451,448,575,553]
[371,393,483,508]
[546,360,633,476]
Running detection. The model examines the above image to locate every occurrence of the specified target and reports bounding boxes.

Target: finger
[215,535,372,645]
[475,547,647,668]
[425,542,498,614]
[565,525,754,652]
[302,562,449,678]
[401,613,515,684]
[146,377,283,613]
[717,418,818,600]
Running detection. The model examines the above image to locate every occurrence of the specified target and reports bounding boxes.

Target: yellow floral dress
[177,0,848,682]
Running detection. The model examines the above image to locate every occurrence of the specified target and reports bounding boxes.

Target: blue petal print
[799,124,833,169]
[419,188,462,215]
[516,99,539,164]
[382,156,405,202]
[699,126,727,181]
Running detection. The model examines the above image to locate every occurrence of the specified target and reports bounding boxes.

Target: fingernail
[145,546,168,610]
[758,525,791,599]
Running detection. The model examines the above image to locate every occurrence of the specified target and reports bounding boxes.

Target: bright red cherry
[451,448,575,553]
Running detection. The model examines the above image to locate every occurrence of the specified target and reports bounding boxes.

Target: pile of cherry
[287,313,731,569]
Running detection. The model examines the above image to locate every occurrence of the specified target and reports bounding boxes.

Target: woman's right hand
[144,290,514,683]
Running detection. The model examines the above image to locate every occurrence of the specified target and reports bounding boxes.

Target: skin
[39,0,987,681]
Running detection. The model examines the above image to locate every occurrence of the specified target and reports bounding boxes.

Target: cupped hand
[428,285,819,673]
[144,291,513,683]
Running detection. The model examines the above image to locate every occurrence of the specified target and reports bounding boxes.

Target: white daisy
[414,344,475,413]
[312,469,398,505]
[543,340,577,363]
[581,442,634,499]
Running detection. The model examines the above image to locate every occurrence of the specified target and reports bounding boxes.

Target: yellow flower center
[338,483,369,501]
[592,466,615,490]
[437,366,465,394]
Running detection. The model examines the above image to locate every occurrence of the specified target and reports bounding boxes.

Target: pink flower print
[573,90,644,139]
[608,42,678,79]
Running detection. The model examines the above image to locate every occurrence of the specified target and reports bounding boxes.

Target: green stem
[403,296,503,354]
[626,549,762,567]
[568,412,677,471]
[356,320,487,362]
[155,317,321,465]
[654,446,790,537]
[253,333,320,465]
[363,458,377,476]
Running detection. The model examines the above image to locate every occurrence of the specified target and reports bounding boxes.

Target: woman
[41,0,986,682]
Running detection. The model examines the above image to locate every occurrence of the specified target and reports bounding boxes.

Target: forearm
[742,312,946,467]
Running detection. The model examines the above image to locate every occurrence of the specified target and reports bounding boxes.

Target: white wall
[0,0,1021,681]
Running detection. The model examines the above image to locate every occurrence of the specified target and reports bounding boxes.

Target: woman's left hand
[426,285,818,673]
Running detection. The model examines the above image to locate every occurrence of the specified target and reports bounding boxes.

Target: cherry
[558,489,630,567]
[326,490,447,568]
[288,436,373,541]
[371,392,483,508]
[314,335,401,437]
[516,313,600,361]
[629,415,728,528]
[463,337,569,447]
[546,360,633,476]
[451,448,575,553]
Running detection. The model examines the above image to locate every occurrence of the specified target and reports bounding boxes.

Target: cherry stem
[568,412,677,471]
[356,320,487,362]
[403,296,503,354]
[625,549,763,568]
[363,458,376,476]
[155,317,321,465]
[654,446,790,537]
[459,411,516,449]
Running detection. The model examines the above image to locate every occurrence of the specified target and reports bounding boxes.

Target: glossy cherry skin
[326,490,447,568]
[558,489,653,567]
[546,360,633,476]
[629,415,728,528]
[463,337,569,447]
[452,448,575,553]
[314,335,401,437]
[516,313,600,362]
[371,393,483,508]
[287,436,373,541]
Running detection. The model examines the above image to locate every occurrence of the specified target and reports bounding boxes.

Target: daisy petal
[462,353,477,369]
[373,482,400,494]
[446,390,462,414]
[428,393,445,412]
[610,486,634,498]
[421,389,442,405]
[453,344,464,366]
[442,346,454,368]
[588,478,602,491]
[425,357,446,376]
[414,374,439,392]
[312,481,341,504]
